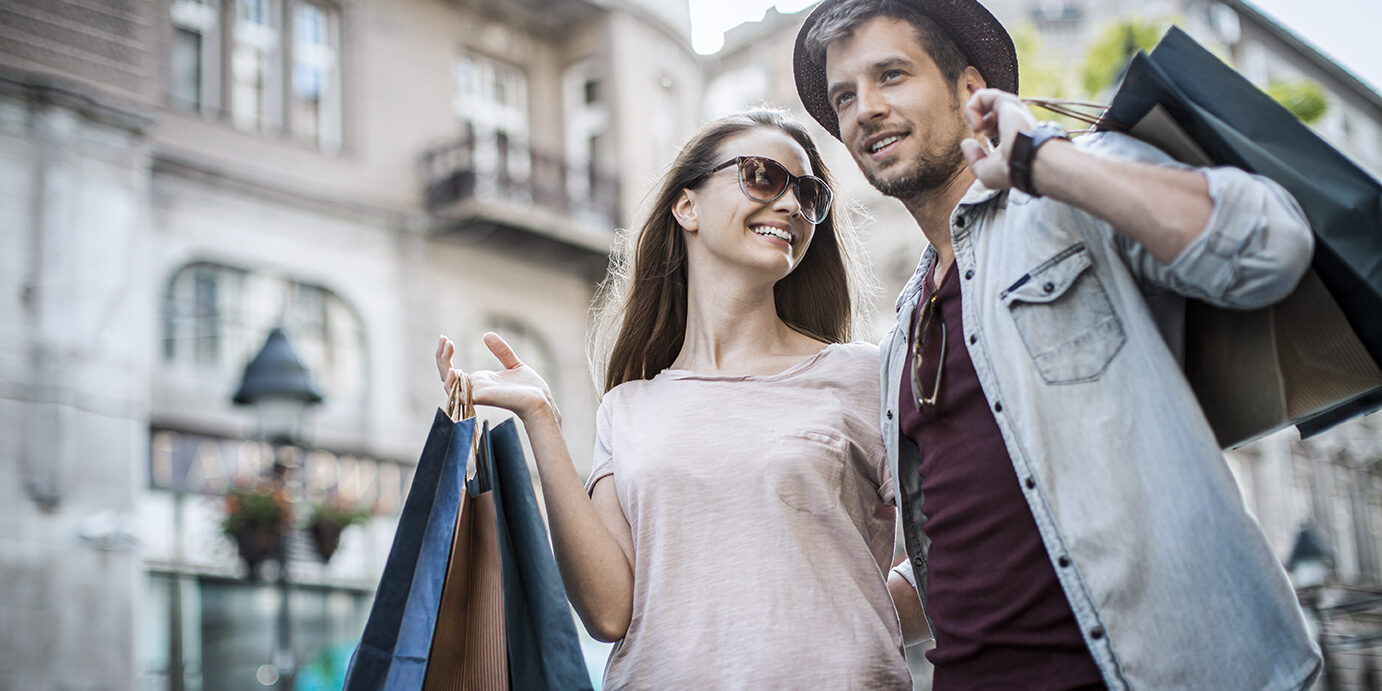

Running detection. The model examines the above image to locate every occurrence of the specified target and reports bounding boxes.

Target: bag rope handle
[445,372,476,423]
[1021,97,1129,135]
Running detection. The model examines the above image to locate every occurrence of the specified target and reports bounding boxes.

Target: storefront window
[143,573,368,690]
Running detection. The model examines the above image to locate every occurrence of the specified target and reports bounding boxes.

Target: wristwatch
[1008,123,1069,197]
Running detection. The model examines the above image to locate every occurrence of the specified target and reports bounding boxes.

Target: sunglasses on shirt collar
[705,155,834,225]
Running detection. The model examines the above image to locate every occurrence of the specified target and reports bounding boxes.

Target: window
[230,0,281,133]
[163,262,366,401]
[168,0,342,152]
[164,263,247,365]
[171,0,221,112]
[454,52,529,137]
[455,52,530,195]
[143,572,369,690]
[291,2,341,151]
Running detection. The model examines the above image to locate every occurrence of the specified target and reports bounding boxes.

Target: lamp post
[233,327,323,690]
[1287,522,1336,691]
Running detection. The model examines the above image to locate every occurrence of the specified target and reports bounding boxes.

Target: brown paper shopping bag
[423,376,508,690]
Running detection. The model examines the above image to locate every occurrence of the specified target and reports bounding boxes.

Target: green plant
[1266,79,1329,124]
[308,499,372,529]
[1081,18,1170,98]
[221,484,293,537]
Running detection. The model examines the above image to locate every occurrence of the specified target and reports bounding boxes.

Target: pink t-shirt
[585,342,910,689]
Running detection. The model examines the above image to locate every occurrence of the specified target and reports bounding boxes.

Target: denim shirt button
[1058,555,1071,567]
[994,402,1003,413]
[964,269,974,280]
[1090,626,1105,640]
[914,556,924,567]
[1024,477,1036,489]
[886,410,894,420]
[955,215,966,229]
[969,334,977,345]
[1043,281,1055,293]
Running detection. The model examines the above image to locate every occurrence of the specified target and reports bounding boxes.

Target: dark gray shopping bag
[1099,27,1382,447]
[486,418,593,691]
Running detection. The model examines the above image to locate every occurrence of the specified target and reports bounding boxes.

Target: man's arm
[959,89,1312,308]
[889,565,931,647]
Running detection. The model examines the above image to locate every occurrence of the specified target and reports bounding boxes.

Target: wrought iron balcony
[420,131,619,257]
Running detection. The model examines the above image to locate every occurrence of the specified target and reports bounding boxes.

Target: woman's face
[677,127,820,281]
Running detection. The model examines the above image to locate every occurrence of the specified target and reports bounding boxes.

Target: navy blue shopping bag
[341,408,473,691]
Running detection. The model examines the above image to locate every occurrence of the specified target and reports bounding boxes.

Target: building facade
[0,0,699,687]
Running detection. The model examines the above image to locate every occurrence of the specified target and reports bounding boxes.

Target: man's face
[824,16,975,200]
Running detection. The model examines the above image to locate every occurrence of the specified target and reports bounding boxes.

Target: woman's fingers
[436,335,456,383]
[483,331,523,370]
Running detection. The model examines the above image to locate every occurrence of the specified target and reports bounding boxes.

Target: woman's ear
[671,189,699,232]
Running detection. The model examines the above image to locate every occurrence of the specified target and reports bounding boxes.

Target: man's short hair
[801,0,972,90]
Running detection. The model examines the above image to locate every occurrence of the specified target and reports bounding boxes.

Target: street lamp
[233,327,324,444]
[1287,522,1336,691]
[233,327,324,690]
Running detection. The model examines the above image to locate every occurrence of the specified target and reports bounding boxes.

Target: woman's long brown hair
[591,108,866,393]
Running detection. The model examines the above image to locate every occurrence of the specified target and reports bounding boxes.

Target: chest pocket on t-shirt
[999,243,1126,384]
[771,430,846,514]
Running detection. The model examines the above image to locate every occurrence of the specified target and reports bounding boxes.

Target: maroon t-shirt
[900,263,1104,690]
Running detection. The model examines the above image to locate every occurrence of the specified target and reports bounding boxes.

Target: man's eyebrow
[827,56,916,98]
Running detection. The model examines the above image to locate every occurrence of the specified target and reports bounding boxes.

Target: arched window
[162,261,366,401]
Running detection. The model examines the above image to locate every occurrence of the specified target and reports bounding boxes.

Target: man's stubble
[859,90,971,204]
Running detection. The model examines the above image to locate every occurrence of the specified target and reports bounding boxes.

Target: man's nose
[855,85,889,123]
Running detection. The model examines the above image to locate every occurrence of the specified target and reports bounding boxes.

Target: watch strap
[1008,123,1069,197]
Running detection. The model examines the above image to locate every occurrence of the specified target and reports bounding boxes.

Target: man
[793,1,1322,688]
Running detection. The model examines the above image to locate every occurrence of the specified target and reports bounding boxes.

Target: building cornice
[0,67,154,134]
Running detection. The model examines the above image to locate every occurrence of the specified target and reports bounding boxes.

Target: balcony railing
[421,131,619,250]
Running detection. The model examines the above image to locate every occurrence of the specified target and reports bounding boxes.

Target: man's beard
[859,93,970,201]
[863,144,968,201]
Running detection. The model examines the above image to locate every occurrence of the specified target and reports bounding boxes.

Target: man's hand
[959,89,1039,190]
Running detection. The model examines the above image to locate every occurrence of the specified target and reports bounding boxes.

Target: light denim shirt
[883,131,1321,689]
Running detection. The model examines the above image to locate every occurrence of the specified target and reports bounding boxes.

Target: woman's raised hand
[435,332,559,424]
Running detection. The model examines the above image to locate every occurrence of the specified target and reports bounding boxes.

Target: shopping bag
[1097,26,1382,447]
[342,397,475,689]
[422,381,508,690]
[346,371,592,690]
[485,417,594,691]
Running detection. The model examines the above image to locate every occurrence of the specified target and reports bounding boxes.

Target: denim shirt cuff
[1164,166,1312,308]
[891,559,918,591]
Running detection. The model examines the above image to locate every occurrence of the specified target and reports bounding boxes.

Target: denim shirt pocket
[999,243,1127,384]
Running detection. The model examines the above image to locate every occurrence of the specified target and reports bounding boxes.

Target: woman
[435,109,910,688]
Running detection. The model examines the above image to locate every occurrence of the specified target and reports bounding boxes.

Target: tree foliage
[1266,79,1329,124]
[1082,18,1168,98]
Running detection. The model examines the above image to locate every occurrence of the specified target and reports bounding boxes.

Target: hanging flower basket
[307,499,372,563]
[221,485,293,578]
[231,522,283,576]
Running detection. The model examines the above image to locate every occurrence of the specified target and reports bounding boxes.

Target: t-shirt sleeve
[584,395,615,496]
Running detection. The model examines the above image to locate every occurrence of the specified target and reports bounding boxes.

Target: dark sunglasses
[911,292,944,411]
[706,155,833,224]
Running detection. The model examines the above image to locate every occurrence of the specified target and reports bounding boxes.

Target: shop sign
[149,429,412,515]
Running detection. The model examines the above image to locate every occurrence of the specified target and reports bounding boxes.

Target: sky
[688,0,1382,96]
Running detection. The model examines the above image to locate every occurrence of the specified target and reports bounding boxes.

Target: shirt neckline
[657,342,839,383]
